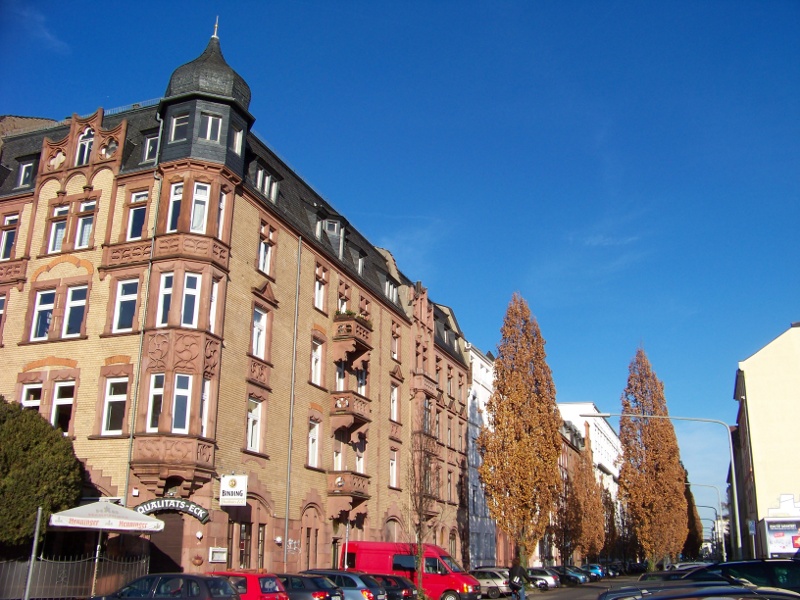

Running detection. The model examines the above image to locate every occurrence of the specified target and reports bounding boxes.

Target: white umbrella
[48,501,164,595]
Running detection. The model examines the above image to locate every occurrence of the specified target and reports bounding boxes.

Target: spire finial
[213,16,219,39]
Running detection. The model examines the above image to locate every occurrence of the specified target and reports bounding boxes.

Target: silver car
[469,569,511,598]
[527,568,560,589]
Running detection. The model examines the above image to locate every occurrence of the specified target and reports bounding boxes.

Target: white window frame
[390,384,399,421]
[385,279,398,303]
[307,420,320,468]
[112,279,139,333]
[311,340,322,386]
[1,214,19,260]
[156,272,173,327]
[21,383,43,409]
[255,166,270,194]
[75,127,94,166]
[355,451,364,474]
[102,377,128,435]
[62,285,88,338]
[0,294,5,334]
[314,278,325,311]
[200,379,210,438]
[17,162,34,187]
[356,368,367,396]
[167,183,183,233]
[181,273,200,328]
[143,135,159,162]
[209,279,219,334]
[146,373,165,433]
[391,331,399,360]
[389,451,398,488]
[258,238,272,274]
[335,362,346,392]
[31,289,56,341]
[127,192,148,241]
[170,114,189,142]
[247,397,261,452]
[252,307,267,359]
[230,124,243,155]
[48,206,69,254]
[51,381,75,434]
[75,200,96,249]
[172,374,192,434]
[199,113,222,142]
[189,183,210,234]
[217,191,226,239]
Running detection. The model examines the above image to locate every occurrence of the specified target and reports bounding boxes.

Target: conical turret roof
[165,35,251,111]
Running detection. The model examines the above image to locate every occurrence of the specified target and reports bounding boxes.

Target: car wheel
[487,587,499,599]
[441,592,459,600]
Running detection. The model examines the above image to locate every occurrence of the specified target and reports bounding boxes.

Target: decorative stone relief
[174,333,200,370]
[147,333,170,371]
[203,339,220,378]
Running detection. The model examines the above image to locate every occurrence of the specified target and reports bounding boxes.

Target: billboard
[763,518,800,557]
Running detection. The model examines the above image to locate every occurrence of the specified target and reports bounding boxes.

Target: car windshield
[260,577,281,593]
[208,579,237,598]
[311,577,337,589]
[440,555,464,573]
[360,576,381,588]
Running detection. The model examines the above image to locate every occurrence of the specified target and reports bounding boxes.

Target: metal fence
[0,554,149,600]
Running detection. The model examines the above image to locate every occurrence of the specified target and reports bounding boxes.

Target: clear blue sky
[2,0,798,527]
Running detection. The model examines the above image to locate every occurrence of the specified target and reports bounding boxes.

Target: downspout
[283,234,302,566]
[123,111,164,507]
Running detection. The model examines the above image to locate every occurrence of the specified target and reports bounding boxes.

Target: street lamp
[697,505,724,561]
[581,411,741,560]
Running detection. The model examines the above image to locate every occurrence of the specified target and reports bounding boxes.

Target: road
[523,576,641,600]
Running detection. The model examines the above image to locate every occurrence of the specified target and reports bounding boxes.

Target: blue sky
[2,0,798,530]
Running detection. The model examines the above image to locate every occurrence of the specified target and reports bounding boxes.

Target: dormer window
[230,125,243,155]
[143,135,159,162]
[254,165,280,202]
[385,278,398,303]
[170,115,189,142]
[324,219,340,236]
[199,113,222,142]
[75,128,94,166]
[17,162,34,188]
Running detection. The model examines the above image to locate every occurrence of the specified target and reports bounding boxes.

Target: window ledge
[242,448,270,460]
[388,485,403,492]
[305,464,326,473]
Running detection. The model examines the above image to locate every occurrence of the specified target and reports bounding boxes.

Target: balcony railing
[330,390,371,441]
[332,313,372,365]
[327,470,370,498]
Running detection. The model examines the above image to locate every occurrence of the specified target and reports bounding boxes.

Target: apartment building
[0,33,469,572]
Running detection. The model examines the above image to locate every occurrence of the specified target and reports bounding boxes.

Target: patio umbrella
[48,501,164,595]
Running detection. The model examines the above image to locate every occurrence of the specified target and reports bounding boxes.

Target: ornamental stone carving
[174,333,200,370]
[147,333,170,370]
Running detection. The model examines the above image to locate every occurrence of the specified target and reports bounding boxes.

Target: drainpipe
[122,111,164,507]
[283,235,302,566]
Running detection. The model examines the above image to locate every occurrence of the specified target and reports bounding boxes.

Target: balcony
[330,390,371,442]
[130,435,215,495]
[0,258,27,286]
[327,470,370,520]
[412,371,438,399]
[332,313,372,367]
[154,233,230,270]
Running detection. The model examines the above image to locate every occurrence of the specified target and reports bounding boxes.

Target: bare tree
[478,294,562,563]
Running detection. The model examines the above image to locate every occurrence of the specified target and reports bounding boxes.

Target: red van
[340,542,481,600]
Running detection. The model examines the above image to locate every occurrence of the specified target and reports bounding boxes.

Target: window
[338,280,350,313]
[389,451,398,488]
[21,383,42,409]
[335,362,346,392]
[143,135,159,162]
[181,273,200,328]
[102,377,128,435]
[199,113,222,142]
[167,183,183,232]
[357,254,365,275]
[252,307,267,359]
[48,205,69,253]
[156,273,173,327]
[385,279,398,303]
[258,224,275,275]
[17,162,34,187]
[247,397,261,452]
[356,368,366,396]
[333,430,345,470]
[127,192,148,241]
[31,289,56,341]
[255,165,271,195]
[172,374,192,434]
[171,114,189,142]
[307,420,320,467]
[314,265,327,311]
[355,451,364,474]
[310,340,323,386]
[113,279,139,332]
[200,379,210,437]
[230,124,243,155]
[217,191,226,239]
[324,219,340,236]
[391,322,400,360]
[147,374,165,432]
[390,384,398,421]
[447,471,453,502]
[447,417,452,447]
[75,201,96,249]
[1,214,19,260]
[62,285,87,338]
[209,279,219,334]
[190,183,210,234]
[75,127,94,166]
[51,381,75,434]
[0,293,5,344]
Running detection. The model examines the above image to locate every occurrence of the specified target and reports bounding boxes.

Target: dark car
[275,574,344,600]
[209,572,289,600]
[366,574,418,600]
[598,582,800,600]
[684,560,800,593]
[548,566,583,585]
[91,574,240,600]
[302,570,387,600]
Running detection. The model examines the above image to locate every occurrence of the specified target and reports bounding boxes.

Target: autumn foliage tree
[575,446,605,558]
[601,488,619,560]
[478,293,562,563]
[618,348,688,570]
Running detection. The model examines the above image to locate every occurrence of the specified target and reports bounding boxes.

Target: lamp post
[697,505,724,561]
[686,482,727,560]
[581,412,741,560]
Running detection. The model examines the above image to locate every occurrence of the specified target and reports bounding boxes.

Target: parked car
[573,566,598,582]
[666,562,711,571]
[549,566,586,585]
[469,568,511,598]
[90,574,240,600]
[366,574,418,600]
[638,570,723,583]
[302,570,387,600]
[526,568,559,589]
[275,574,344,600]
[209,572,289,600]
[684,560,800,593]
[542,569,562,586]
[598,581,800,600]
[583,564,606,579]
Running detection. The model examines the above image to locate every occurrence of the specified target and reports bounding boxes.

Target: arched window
[383,518,401,542]
[449,530,457,557]
[76,128,94,166]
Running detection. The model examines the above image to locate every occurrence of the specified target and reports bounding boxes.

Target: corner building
[0,35,470,572]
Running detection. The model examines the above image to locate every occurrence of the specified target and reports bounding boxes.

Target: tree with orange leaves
[618,348,688,570]
[478,293,562,563]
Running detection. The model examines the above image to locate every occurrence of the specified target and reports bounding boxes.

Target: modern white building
[733,323,800,558]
